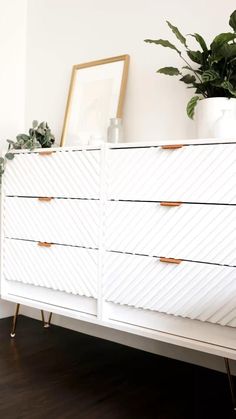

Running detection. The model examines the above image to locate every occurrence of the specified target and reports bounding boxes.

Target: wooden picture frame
[60,55,130,146]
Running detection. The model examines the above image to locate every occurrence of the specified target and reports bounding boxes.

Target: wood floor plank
[0,316,234,419]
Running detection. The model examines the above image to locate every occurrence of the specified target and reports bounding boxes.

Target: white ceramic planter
[195,97,236,139]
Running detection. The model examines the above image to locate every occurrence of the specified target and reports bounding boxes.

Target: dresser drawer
[4,197,100,248]
[4,239,98,298]
[4,149,100,199]
[106,201,236,266]
[107,144,236,203]
[104,252,236,327]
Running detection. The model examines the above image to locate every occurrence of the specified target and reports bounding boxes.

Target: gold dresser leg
[10,306,53,336]
[41,310,46,326]
[225,358,236,412]
[10,303,20,338]
[41,310,53,328]
[44,312,53,328]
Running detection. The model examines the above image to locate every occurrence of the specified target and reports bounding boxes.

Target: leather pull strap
[160,257,182,264]
[37,242,52,248]
[160,202,182,207]
[161,144,183,149]
[39,151,53,156]
[38,197,53,202]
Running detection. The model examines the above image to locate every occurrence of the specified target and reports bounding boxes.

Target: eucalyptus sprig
[0,120,55,181]
[13,120,55,150]
[145,10,236,118]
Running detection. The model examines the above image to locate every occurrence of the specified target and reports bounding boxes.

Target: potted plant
[145,10,236,138]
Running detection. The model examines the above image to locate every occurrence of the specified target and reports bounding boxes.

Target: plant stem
[180,54,207,98]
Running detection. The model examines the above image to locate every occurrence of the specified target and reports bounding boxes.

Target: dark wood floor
[0,316,234,419]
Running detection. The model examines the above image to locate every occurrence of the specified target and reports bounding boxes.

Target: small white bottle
[107,118,123,143]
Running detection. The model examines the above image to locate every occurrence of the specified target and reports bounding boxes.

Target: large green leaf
[202,70,220,82]
[144,39,181,54]
[187,50,202,64]
[221,80,236,96]
[219,43,236,58]
[166,21,187,47]
[180,74,196,84]
[229,10,236,31]
[186,96,200,119]
[210,32,236,51]
[189,33,208,52]
[157,66,181,76]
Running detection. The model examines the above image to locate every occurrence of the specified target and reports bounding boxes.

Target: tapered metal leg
[10,306,53,336]
[41,311,53,328]
[41,310,45,325]
[47,312,53,326]
[10,304,20,338]
[225,358,236,411]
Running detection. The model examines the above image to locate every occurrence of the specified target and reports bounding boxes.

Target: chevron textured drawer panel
[4,239,98,298]
[107,144,236,203]
[104,252,236,327]
[4,149,100,198]
[106,201,236,266]
[4,197,100,248]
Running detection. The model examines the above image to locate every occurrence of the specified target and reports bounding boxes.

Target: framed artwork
[60,55,130,146]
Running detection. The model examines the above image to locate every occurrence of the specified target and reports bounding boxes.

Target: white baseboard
[0,299,14,318]
[21,305,236,375]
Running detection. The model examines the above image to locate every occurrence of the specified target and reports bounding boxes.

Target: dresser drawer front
[107,144,236,203]
[4,197,100,248]
[106,201,236,266]
[4,149,100,198]
[4,239,98,298]
[104,252,236,327]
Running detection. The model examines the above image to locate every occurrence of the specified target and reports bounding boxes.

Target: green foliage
[144,10,236,118]
[201,70,220,82]
[157,67,181,76]
[229,10,236,31]
[186,96,200,119]
[13,120,55,150]
[144,39,181,54]
[0,120,55,182]
[166,21,187,47]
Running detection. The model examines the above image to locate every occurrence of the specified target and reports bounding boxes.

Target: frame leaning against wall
[60,54,130,146]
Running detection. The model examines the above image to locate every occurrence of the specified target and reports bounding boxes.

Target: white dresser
[2,141,236,360]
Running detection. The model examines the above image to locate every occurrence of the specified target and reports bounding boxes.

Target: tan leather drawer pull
[160,202,182,207]
[38,197,53,202]
[160,257,182,264]
[39,151,53,156]
[37,242,52,248]
[161,144,183,149]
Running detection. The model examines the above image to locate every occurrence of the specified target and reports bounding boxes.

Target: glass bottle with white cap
[107,118,123,143]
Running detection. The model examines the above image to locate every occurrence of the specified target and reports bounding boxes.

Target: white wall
[0,0,27,151]
[25,0,236,144]
[0,0,27,317]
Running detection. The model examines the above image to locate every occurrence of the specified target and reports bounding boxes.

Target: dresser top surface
[8,138,236,154]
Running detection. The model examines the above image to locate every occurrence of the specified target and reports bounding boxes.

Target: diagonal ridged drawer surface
[106,201,236,266]
[107,144,236,203]
[104,251,236,327]
[4,239,98,298]
[4,149,100,199]
[4,197,100,248]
